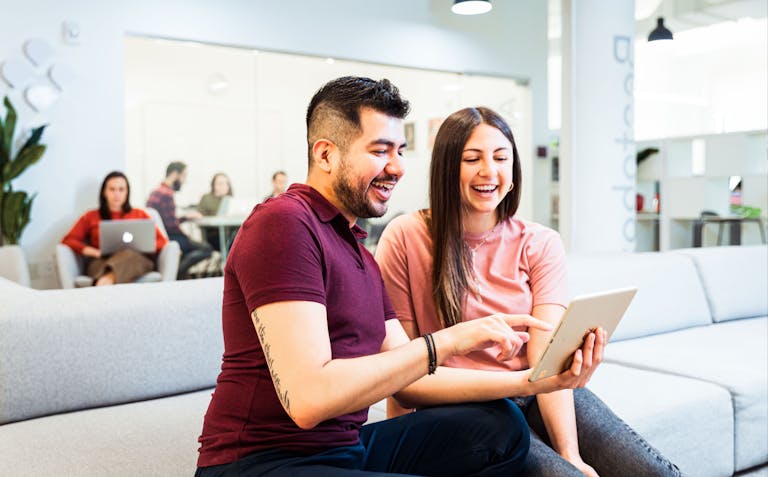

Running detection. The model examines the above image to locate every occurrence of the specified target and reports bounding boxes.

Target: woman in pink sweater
[375,107,681,477]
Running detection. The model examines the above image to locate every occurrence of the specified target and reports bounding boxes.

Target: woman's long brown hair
[426,107,522,328]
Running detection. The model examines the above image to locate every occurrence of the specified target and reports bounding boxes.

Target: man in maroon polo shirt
[195,77,555,476]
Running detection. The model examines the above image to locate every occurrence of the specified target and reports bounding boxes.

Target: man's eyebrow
[369,139,395,146]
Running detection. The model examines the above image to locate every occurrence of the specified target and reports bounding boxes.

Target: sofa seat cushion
[605,318,768,471]
[588,363,734,477]
[679,246,768,323]
[0,389,213,476]
[567,252,712,341]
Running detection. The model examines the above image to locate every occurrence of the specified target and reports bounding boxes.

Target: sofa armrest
[55,244,83,289]
[157,241,181,281]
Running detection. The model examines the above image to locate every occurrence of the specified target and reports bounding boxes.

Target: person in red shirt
[61,171,168,286]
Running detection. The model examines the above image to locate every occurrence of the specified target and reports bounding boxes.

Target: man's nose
[385,153,404,178]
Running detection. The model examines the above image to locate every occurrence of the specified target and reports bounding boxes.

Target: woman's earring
[508,183,515,192]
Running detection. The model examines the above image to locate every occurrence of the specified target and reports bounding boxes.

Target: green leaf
[3,144,46,182]
[2,97,17,157]
[19,124,47,152]
[1,190,31,245]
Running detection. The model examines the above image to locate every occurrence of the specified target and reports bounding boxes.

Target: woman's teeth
[472,185,497,192]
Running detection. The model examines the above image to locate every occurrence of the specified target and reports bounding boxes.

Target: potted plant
[0,96,47,285]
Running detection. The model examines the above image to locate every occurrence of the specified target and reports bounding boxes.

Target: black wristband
[423,333,437,375]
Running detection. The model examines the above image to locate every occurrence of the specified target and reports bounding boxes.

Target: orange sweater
[62,209,168,255]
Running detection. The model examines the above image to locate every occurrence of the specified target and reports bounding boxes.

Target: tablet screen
[528,286,638,382]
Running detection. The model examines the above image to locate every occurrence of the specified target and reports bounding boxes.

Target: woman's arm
[62,212,100,258]
[389,317,604,410]
[528,303,601,477]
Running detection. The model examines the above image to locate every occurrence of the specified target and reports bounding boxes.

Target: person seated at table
[62,171,168,286]
[198,172,234,251]
[147,161,212,279]
[198,172,233,216]
[263,170,287,201]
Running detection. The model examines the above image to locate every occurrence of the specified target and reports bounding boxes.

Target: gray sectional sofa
[0,246,765,476]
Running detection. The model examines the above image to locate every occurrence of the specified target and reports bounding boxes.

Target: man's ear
[311,139,336,173]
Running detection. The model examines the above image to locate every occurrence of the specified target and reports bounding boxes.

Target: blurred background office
[0,0,765,289]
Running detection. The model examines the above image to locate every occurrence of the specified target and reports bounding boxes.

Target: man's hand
[435,314,554,362]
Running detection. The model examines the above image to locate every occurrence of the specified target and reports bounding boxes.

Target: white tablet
[528,286,638,382]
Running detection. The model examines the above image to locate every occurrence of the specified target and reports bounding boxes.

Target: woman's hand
[82,246,101,258]
[563,452,599,477]
[434,314,553,362]
[529,327,606,394]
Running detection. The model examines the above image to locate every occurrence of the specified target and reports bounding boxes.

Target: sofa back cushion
[0,277,224,425]
[679,245,768,323]
[567,252,711,341]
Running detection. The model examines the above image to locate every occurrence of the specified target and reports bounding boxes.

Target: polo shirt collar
[289,184,368,240]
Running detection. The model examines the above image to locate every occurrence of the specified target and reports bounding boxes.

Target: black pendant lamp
[452,0,492,15]
[648,17,673,41]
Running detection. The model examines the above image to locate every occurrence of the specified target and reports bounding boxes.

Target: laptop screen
[99,219,156,255]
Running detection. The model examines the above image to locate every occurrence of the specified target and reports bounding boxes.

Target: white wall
[0,0,548,288]
[634,18,768,140]
[125,39,532,229]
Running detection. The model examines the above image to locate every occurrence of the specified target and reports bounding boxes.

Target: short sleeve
[232,207,325,313]
[527,228,568,308]
[375,215,418,323]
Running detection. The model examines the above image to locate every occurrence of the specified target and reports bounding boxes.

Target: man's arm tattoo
[253,310,291,417]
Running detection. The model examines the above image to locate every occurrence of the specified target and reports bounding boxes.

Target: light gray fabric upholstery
[0,245,31,286]
[681,245,768,322]
[605,317,768,471]
[156,239,181,280]
[0,388,213,477]
[567,252,712,341]
[589,363,734,477]
[55,242,180,288]
[0,277,224,424]
[2,246,766,476]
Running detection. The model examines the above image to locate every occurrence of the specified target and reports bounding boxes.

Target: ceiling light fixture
[451,0,492,16]
[648,17,673,42]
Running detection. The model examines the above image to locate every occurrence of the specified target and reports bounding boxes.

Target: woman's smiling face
[459,123,515,219]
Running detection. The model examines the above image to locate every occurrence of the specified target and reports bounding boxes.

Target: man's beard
[333,156,392,220]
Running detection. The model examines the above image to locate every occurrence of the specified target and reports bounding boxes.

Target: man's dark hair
[166,161,187,177]
[305,76,410,166]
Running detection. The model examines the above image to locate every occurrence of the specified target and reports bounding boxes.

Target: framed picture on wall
[427,117,443,150]
[404,122,415,151]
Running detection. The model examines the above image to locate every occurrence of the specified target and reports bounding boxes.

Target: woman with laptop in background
[62,171,167,286]
[375,107,682,476]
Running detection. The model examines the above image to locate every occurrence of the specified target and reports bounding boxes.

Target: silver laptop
[99,219,156,255]
[217,196,255,216]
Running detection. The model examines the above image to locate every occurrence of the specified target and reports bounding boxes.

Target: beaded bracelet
[423,333,437,375]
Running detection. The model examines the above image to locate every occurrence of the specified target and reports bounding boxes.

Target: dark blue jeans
[195,399,529,476]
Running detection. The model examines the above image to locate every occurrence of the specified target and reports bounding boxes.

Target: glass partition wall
[124,36,532,230]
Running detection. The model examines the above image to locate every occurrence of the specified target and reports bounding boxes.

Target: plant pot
[0,244,31,286]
